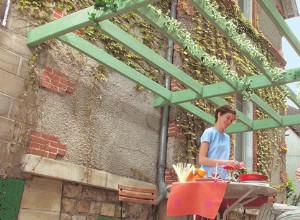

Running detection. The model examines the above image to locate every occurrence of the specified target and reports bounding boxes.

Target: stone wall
[0,27,33,178]
[19,176,156,220]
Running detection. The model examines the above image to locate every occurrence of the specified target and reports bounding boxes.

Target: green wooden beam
[96,19,253,128]
[155,68,300,103]
[136,6,238,89]
[178,102,215,124]
[58,33,172,101]
[95,20,203,94]
[251,93,282,123]
[226,118,281,133]
[188,0,275,82]
[282,114,300,127]
[27,0,159,46]
[225,122,254,134]
[253,118,282,131]
[285,86,300,109]
[258,0,300,58]
[137,5,285,126]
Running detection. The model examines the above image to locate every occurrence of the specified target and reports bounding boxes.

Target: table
[221,182,277,220]
[167,180,276,220]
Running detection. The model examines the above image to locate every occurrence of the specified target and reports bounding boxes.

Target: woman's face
[218,112,236,129]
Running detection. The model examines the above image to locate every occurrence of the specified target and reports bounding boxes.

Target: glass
[210,166,225,179]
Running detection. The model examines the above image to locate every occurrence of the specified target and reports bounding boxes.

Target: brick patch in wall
[53,8,67,20]
[168,120,185,139]
[40,65,75,95]
[171,78,186,91]
[27,130,67,159]
[165,168,177,185]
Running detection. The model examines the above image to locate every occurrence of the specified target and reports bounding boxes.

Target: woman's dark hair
[214,105,236,122]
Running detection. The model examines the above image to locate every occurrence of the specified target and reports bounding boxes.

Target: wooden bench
[118,184,158,219]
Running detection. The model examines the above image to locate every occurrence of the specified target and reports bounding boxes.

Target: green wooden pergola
[26,0,300,134]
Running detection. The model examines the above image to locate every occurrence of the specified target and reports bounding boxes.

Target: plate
[240,181,270,186]
[239,174,268,182]
[194,178,223,182]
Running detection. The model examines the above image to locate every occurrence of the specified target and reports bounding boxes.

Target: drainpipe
[157,0,178,204]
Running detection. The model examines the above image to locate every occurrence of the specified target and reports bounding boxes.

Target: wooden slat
[119,196,158,205]
[119,191,157,200]
[118,184,157,193]
[118,184,158,205]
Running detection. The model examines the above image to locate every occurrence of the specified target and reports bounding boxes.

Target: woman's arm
[198,141,239,167]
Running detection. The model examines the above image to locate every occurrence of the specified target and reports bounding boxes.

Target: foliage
[286,178,295,199]
[14,0,288,192]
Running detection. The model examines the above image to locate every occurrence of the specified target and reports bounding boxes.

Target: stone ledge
[21,154,155,190]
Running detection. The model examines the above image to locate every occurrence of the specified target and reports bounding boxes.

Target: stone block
[106,172,155,191]
[76,200,91,213]
[61,213,72,220]
[18,209,60,220]
[10,98,36,125]
[63,183,82,198]
[106,190,118,203]
[62,198,77,213]
[82,187,107,201]
[0,117,14,142]
[0,28,32,58]
[0,93,12,117]
[18,57,31,80]
[90,201,101,214]
[0,47,21,75]
[7,8,31,37]
[100,203,115,217]
[71,215,87,220]
[87,215,97,220]
[21,155,108,188]
[0,69,25,98]
[21,176,62,212]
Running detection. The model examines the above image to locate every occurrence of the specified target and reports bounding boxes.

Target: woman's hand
[224,160,242,169]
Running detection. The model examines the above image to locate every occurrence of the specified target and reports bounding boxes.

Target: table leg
[222,187,260,220]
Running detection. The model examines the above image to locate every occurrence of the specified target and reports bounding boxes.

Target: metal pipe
[156,0,177,204]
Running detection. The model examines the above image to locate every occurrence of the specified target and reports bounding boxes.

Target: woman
[198,105,241,179]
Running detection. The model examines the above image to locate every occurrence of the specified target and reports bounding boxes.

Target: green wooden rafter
[26,0,300,134]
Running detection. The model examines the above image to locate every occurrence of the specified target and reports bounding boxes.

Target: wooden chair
[118,184,158,220]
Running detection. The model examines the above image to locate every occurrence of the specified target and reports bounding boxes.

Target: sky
[282,0,300,107]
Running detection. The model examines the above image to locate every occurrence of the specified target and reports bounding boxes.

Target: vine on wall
[13,0,288,194]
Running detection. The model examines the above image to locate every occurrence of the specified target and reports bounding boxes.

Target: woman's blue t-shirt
[200,127,231,179]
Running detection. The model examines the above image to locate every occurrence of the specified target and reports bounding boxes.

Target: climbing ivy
[14,0,288,193]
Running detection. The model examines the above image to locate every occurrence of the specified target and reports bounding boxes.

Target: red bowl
[239,173,268,182]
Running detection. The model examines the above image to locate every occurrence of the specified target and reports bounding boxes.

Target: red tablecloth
[167,181,228,219]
